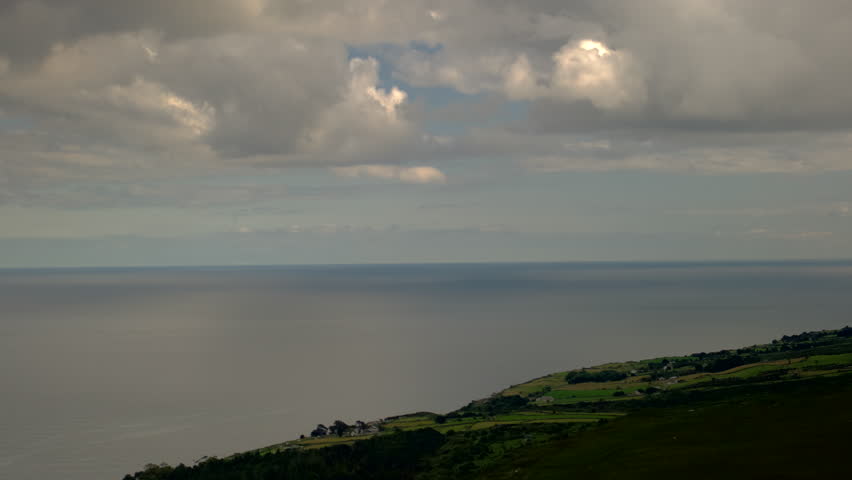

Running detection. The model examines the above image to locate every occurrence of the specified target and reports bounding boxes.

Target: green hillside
[123,327,852,479]
[478,375,852,479]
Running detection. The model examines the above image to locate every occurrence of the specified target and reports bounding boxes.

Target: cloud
[332,165,447,184]
[97,77,215,138]
[4,0,852,209]
[6,1,852,134]
[459,128,852,174]
[549,40,644,110]
[505,39,646,111]
[387,1,852,132]
[0,25,443,201]
[0,0,266,65]
[296,57,421,165]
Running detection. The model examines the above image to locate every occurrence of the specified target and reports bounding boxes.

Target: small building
[536,395,555,404]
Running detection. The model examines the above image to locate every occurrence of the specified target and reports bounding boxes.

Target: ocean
[2,262,851,479]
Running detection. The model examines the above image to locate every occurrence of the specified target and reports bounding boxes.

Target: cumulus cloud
[549,40,645,110]
[391,1,852,131]
[98,77,215,138]
[332,165,447,184]
[0,30,224,167]
[0,27,436,195]
[3,0,852,207]
[0,0,266,65]
[503,39,645,111]
[5,1,852,134]
[397,48,517,95]
[297,57,418,164]
[168,34,347,159]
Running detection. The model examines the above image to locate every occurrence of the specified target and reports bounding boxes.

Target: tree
[330,420,349,437]
[565,369,627,384]
[310,424,328,437]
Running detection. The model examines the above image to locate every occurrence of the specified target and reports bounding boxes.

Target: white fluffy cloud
[298,57,418,164]
[332,165,447,184]
[550,40,644,110]
[0,32,215,146]
[504,39,645,111]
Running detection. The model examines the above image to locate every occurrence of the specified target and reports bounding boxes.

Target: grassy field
[503,343,852,405]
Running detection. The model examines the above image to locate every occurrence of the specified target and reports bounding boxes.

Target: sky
[1,0,851,267]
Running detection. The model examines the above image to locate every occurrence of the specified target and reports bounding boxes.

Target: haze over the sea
[3,262,852,480]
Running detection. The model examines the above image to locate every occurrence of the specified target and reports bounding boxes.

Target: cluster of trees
[434,410,478,426]
[558,328,852,385]
[123,429,447,480]
[647,354,760,377]
[638,327,852,380]
[778,328,848,343]
[702,354,759,373]
[687,328,849,365]
[310,420,375,438]
[457,395,529,417]
[565,370,628,384]
[636,386,661,395]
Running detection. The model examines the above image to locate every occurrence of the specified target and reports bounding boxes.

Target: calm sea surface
[2,262,852,479]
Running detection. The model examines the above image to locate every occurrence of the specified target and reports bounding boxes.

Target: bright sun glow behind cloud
[579,40,610,56]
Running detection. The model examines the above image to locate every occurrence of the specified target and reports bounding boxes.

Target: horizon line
[3,258,852,272]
